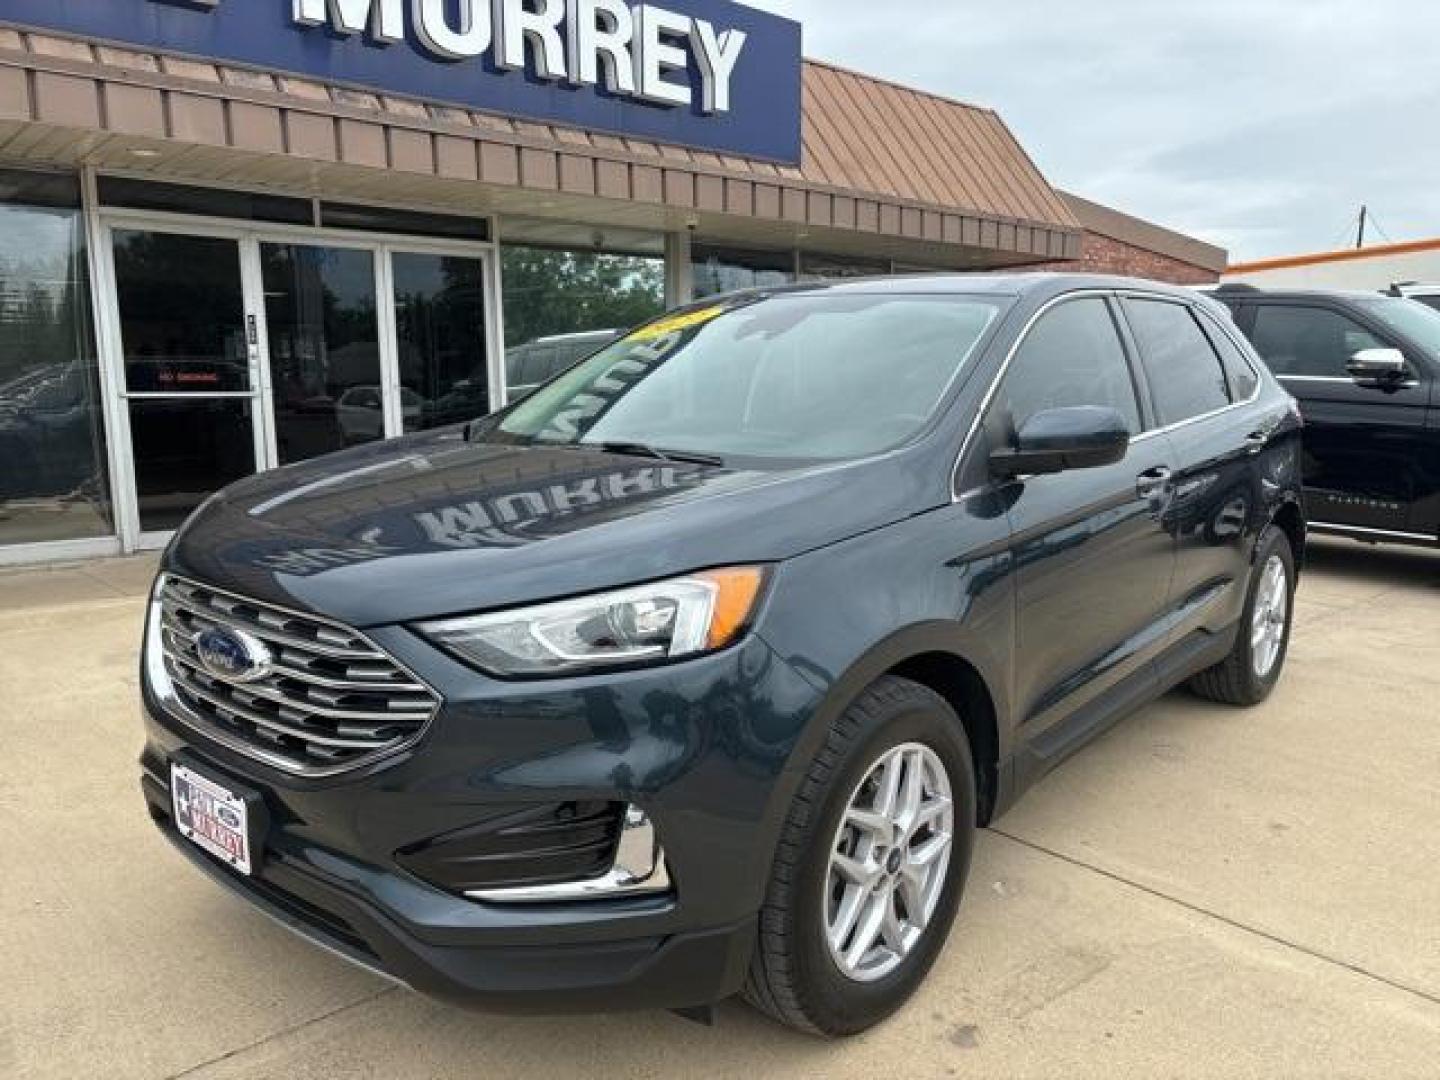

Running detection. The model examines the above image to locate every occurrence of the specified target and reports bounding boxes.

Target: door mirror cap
[990,406,1132,479]
[1347,347,1410,385]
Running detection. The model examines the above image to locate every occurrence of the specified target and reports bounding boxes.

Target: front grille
[157,576,439,776]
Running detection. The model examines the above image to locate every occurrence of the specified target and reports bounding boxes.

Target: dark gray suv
[140,274,1304,1036]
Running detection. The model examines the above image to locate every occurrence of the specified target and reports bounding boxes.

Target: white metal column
[80,166,135,555]
[375,246,404,438]
[239,236,278,471]
[664,231,694,309]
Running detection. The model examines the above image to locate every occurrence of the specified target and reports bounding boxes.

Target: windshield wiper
[592,441,726,467]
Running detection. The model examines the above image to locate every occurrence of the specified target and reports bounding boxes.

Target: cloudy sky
[746,0,1440,262]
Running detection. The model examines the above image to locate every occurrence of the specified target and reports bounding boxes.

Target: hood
[166,430,939,627]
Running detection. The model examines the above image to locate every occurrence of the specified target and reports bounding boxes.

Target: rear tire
[742,676,977,1037]
[1189,524,1296,706]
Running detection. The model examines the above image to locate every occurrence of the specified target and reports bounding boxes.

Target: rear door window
[1123,298,1231,425]
[1248,305,1385,378]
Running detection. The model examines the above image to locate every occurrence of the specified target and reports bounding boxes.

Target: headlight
[418,567,767,677]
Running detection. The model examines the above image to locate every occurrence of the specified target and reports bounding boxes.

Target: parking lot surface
[2,538,1438,1079]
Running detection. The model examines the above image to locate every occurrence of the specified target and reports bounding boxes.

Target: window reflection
[499,245,663,405]
[113,231,251,393]
[691,244,795,299]
[393,253,491,431]
[128,397,255,533]
[262,244,382,463]
[0,174,113,546]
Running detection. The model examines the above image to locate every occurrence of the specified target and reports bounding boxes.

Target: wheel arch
[887,652,1002,825]
[1270,497,1307,571]
[784,624,1009,829]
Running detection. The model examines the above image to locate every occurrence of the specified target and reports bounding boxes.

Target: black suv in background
[1215,285,1439,547]
[1386,283,1440,313]
[140,275,1303,1036]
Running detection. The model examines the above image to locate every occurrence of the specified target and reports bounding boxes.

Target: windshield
[487,293,1006,462]
[1356,297,1440,357]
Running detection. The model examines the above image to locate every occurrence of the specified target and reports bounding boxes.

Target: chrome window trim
[1128,377,1263,444]
[146,573,443,779]
[949,289,1264,498]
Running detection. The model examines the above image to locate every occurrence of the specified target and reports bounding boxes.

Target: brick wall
[1030,231,1221,285]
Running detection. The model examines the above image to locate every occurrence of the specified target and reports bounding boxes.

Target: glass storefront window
[261,243,382,463]
[393,253,491,430]
[500,245,663,396]
[799,251,892,281]
[0,170,113,546]
[691,244,795,299]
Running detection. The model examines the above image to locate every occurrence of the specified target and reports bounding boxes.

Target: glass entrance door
[101,220,497,547]
[258,242,384,464]
[390,250,493,431]
[109,227,263,537]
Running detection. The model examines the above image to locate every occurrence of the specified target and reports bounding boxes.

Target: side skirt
[992,622,1239,819]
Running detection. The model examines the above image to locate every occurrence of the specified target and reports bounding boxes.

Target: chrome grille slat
[164,585,377,661]
[165,663,405,750]
[157,575,440,775]
[168,628,426,693]
[165,647,429,724]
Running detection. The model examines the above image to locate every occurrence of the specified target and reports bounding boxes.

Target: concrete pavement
[2,538,1437,1079]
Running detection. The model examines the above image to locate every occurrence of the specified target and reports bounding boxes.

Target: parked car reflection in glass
[0,359,103,501]
[504,329,623,403]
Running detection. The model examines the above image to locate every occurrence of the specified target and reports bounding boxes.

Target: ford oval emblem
[194,626,273,684]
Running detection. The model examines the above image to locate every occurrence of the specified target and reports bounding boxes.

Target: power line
[1328,211,1358,251]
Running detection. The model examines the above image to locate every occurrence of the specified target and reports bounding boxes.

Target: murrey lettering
[285,0,747,113]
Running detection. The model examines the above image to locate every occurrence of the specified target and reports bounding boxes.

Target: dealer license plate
[171,764,252,876]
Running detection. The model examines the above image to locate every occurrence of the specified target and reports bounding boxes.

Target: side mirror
[1347,348,1410,386]
[990,406,1131,479]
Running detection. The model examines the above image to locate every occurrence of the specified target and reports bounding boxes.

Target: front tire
[1189,524,1296,705]
[743,676,977,1036]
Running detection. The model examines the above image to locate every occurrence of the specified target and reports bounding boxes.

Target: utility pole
[1357,205,1368,249]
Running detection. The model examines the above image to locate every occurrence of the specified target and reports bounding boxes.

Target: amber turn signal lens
[698,566,767,650]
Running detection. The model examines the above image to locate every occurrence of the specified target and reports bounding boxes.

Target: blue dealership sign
[1,0,803,163]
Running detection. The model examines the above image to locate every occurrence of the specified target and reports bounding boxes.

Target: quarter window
[1197,310,1260,400]
[1248,305,1385,379]
[1124,299,1231,425]
[997,298,1142,435]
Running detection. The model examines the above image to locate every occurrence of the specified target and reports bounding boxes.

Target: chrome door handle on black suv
[1136,465,1173,498]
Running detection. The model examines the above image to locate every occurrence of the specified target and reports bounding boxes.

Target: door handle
[1244,431,1269,454]
[1136,466,1172,498]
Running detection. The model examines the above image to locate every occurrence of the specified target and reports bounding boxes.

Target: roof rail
[1214,282,1260,293]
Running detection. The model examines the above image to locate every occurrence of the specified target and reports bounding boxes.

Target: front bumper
[138,630,822,1013]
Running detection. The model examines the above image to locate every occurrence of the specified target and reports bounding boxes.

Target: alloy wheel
[1251,554,1289,678]
[823,742,955,983]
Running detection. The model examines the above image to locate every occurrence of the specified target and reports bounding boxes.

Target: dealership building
[0,1,1224,564]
